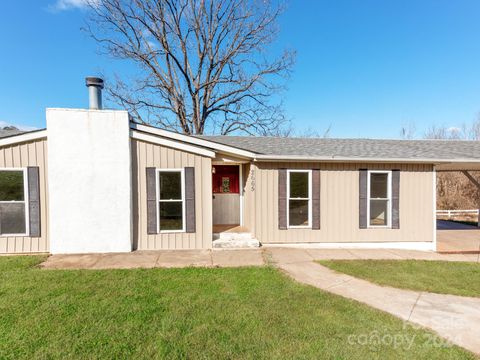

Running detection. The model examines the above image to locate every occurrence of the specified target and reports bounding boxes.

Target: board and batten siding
[132,139,212,250]
[246,162,434,244]
[0,139,49,253]
[242,163,255,234]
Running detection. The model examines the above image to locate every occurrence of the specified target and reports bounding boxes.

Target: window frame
[286,169,312,229]
[367,170,392,229]
[156,168,185,233]
[0,168,29,237]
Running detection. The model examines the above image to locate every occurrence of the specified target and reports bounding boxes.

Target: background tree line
[401,119,480,210]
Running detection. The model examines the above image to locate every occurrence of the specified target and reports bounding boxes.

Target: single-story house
[2,78,480,254]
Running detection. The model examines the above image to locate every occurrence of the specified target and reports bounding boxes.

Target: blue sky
[1,0,480,138]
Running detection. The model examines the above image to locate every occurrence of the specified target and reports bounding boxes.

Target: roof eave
[0,130,48,147]
[253,154,480,164]
[130,130,216,158]
[130,123,256,159]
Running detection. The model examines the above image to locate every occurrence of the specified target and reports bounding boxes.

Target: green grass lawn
[319,260,480,298]
[0,256,475,359]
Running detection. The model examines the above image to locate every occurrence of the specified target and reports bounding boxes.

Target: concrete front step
[212,232,261,249]
[212,238,261,249]
[213,232,253,241]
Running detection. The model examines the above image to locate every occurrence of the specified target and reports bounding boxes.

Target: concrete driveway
[437,219,478,230]
[437,220,480,254]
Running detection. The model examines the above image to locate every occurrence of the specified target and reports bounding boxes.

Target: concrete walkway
[263,247,480,262]
[266,248,480,355]
[40,249,264,269]
[41,247,480,270]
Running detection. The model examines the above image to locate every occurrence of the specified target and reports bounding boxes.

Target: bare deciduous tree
[461,115,480,140]
[424,116,480,141]
[399,122,416,139]
[85,0,295,135]
[424,125,462,140]
[271,123,333,138]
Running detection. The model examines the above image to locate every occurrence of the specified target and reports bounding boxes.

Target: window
[221,177,230,193]
[157,169,185,232]
[287,170,312,228]
[0,169,28,235]
[368,171,391,227]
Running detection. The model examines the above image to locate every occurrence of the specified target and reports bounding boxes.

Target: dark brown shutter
[27,167,40,237]
[278,169,287,230]
[392,169,400,229]
[185,167,196,233]
[312,169,321,229]
[146,167,157,234]
[359,169,368,229]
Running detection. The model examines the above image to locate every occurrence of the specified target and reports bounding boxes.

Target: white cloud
[447,126,461,133]
[48,0,98,12]
[0,121,38,131]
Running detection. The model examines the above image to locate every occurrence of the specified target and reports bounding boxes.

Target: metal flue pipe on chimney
[85,77,104,110]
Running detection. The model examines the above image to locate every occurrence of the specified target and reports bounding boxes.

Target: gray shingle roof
[198,136,480,161]
[0,129,27,139]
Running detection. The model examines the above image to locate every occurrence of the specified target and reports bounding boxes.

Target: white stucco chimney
[46,83,132,254]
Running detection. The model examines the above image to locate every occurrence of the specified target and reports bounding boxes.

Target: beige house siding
[242,163,255,234]
[0,138,49,253]
[132,139,212,250]
[246,162,434,244]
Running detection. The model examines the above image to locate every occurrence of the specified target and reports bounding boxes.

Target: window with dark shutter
[146,167,157,234]
[392,170,400,229]
[312,169,320,230]
[287,170,311,227]
[364,170,397,228]
[278,169,287,230]
[158,170,184,231]
[27,167,40,237]
[368,171,390,227]
[359,169,368,229]
[184,167,195,233]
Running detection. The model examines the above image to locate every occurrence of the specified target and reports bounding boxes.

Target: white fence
[436,209,479,220]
